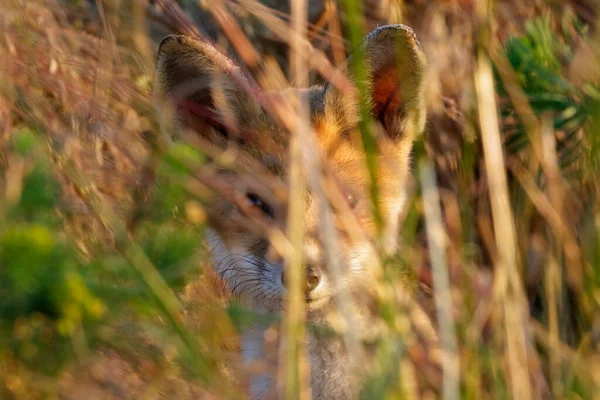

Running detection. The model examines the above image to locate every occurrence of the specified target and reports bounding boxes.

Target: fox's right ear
[154,35,256,142]
[325,25,427,142]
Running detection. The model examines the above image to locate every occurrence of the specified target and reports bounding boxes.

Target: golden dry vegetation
[1,0,600,399]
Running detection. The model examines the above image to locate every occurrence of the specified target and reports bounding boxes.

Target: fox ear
[327,25,427,141]
[154,35,255,142]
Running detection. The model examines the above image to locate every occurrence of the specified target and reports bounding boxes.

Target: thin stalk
[338,0,383,234]
[473,1,534,396]
[282,0,310,398]
[419,159,460,400]
[282,100,308,400]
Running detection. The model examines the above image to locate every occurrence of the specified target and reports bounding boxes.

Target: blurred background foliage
[0,0,599,398]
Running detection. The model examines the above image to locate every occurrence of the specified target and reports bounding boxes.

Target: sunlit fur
[155,25,432,399]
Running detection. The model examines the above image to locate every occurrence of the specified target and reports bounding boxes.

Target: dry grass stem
[474,12,533,399]
[419,159,459,400]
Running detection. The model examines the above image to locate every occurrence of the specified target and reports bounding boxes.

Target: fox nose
[305,266,321,293]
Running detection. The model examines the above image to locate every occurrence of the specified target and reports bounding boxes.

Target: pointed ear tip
[367,24,423,52]
[157,34,192,59]
[368,24,415,37]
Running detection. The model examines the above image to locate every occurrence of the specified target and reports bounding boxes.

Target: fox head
[154,25,427,318]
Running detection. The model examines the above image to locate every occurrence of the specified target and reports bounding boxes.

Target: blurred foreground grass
[1,0,600,398]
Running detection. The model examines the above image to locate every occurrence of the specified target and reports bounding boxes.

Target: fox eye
[246,193,274,218]
[346,192,358,209]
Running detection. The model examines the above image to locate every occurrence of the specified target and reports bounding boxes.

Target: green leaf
[12,128,40,156]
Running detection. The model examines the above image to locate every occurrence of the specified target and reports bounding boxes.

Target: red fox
[154,24,436,399]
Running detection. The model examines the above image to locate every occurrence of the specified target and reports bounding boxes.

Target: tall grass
[1,0,599,399]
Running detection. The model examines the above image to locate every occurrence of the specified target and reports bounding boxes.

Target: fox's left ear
[326,24,427,141]
[153,35,258,144]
